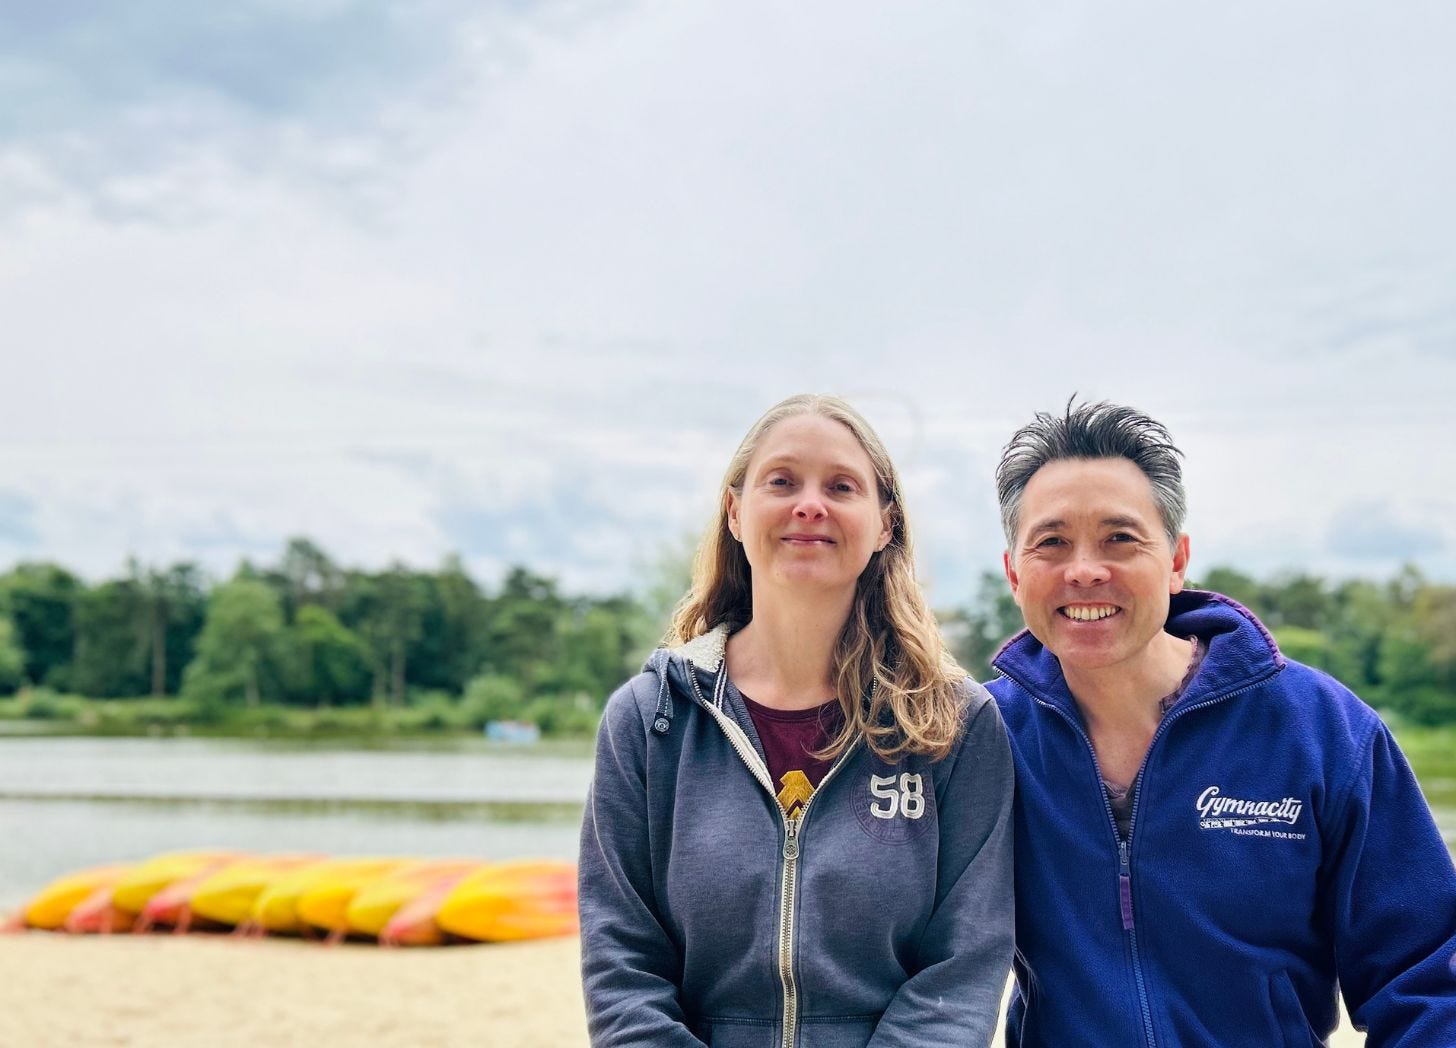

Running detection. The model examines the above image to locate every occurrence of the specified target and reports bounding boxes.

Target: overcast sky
[3,1,1454,605]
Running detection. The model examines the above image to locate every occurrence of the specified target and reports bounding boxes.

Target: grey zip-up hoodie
[578,625,1015,1047]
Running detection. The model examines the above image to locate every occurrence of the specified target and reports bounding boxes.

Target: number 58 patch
[855,766,935,844]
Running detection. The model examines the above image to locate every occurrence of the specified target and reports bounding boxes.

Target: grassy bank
[0,688,599,741]
[1387,722,1456,811]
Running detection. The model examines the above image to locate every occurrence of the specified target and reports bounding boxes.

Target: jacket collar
[669,623,730,673]
[640,624,733,736]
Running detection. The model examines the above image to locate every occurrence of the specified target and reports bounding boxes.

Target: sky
[3,0,1454,606]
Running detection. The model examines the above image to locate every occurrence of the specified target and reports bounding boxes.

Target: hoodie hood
[642,624,731,735]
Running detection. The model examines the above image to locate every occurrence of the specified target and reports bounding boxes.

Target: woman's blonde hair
[667,394,967,762]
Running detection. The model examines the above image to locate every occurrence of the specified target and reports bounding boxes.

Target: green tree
[131,560,207,696]
[629,536,697,657]
[349,564,426,707]
[1195,566,1261,611]
[267,537,345,620]
[431,555,489,692]
[284,605,371,707]
[1322,579,1396,696]
[1261,573,1330,630]
[405,559,485,694]
[1378,583,1456,724]
[1270,626,1332,672]
[557,598,639,700]
[944,571,1024,682]
[462,672,529,725]
[0,617,25,694]
[0,562,81,688]
[71,578,149,697]
[182,576,287,708]
[479,567,567,688]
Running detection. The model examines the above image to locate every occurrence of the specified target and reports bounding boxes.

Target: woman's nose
[794,495,827,520]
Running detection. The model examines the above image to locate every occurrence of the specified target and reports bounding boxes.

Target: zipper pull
[783,819,800,860]
[1118,839,1134,930]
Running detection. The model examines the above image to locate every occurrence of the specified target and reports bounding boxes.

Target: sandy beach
[0,931,589,1048]
[0,930,1366,1046]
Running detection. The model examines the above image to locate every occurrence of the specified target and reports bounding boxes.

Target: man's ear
[1169,534,1191,594]
[1003,550,1020,599]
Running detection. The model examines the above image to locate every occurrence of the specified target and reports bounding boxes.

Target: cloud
[0,0,623,219]
[2,2,1456,600]
[1327,502,1445,563]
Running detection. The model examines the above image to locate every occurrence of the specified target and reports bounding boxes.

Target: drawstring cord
[649,648,674,735]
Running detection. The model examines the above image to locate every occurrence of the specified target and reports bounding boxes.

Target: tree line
[2,541,1454,728]
[0,539,649,734]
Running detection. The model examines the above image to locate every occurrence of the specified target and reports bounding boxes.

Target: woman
[579,394,1013,1047]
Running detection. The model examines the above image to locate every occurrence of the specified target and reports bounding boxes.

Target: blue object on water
[485,720,541,744]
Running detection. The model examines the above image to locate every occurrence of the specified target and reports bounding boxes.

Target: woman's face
[726,414,891,598]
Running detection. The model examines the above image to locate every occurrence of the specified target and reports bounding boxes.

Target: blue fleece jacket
[578,625,1015,1047]
[989,590,1456,1047]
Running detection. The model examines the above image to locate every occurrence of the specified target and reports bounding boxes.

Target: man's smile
[1058,603,1120,622]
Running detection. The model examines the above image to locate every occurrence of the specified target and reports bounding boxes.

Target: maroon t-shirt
[733,682,843,818]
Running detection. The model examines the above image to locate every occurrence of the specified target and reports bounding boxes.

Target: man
[986,400,1456,1046]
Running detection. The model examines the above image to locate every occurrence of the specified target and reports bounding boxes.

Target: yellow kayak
[256,855,404,937]
[112,851,240,916]
[290,858,414,938]
[22,864,133,931]
[189,855,320,928]
[344,859,482,939]
[435,860,578,942]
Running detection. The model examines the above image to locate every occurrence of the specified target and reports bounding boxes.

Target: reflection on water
[0,735,593,804]
[0,735,592,911]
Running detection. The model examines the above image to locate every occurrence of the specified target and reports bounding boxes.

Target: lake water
[3,733,1452,914]
[0,735,594,912]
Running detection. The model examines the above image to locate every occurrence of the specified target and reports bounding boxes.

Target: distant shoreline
[0,698,595,745]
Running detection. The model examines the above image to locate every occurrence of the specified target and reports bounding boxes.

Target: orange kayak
[435,860,578,942]
[63,883,135,935]
[22,865,133,931]
[379,868,480,947]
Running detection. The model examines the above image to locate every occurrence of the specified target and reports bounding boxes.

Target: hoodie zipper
[1003,665,1278,1048]
[682,660,863,1048]
[1029,700,1161,1048]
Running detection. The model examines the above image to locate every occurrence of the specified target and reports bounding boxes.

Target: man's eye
[1036,537,1065,548]
[1108,532,1136,543]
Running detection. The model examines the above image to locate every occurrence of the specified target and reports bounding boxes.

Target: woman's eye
[767,476,791,487]
[832,481,856,494]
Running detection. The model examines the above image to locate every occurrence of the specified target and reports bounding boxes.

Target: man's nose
[1065,549,1110,586]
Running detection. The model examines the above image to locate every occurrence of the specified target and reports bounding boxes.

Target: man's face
[1003,457,1189,675]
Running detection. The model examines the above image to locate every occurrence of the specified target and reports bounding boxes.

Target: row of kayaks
[6,852,578,946]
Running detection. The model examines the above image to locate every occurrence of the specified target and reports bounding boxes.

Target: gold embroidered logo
[777,770,814,817]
